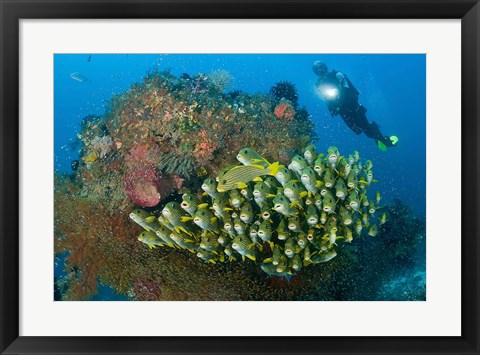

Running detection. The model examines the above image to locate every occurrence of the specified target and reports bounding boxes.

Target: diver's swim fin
[376,136,398,152]
[376,140,388,152]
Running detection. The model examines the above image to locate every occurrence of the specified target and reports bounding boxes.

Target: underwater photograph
[54,54,426,301]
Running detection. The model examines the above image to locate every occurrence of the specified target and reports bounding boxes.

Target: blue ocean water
[54,54,426,217]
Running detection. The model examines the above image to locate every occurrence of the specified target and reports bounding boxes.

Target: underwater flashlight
[319,85,339,100]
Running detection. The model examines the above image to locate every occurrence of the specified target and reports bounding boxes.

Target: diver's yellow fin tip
[377,136,398,151]
[376,140,387,152]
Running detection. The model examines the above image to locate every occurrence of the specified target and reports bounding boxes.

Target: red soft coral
[274,102,295,119]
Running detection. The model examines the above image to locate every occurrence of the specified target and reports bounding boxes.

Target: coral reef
[69,70,316,213]
[125,144,162,167]
[379,199,426,269]
[378,271,426,301]
[55,181,141,300]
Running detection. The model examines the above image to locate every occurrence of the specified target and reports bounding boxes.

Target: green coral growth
[131,146,384,276]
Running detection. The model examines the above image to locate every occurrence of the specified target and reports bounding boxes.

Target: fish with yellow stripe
[130,146,384,275]
[217,162,281,192]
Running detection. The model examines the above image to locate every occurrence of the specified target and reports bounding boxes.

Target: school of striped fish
[130,145,386,276]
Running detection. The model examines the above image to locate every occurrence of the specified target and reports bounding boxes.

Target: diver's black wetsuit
[316,70,393,147]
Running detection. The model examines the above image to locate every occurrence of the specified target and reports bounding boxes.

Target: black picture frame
[1,1,479,354]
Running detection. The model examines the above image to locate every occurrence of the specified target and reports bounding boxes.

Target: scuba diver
[312,60,398,151]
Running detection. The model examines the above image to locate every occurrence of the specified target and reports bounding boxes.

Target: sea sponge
[124,167,172,207]
[274,100,295,119]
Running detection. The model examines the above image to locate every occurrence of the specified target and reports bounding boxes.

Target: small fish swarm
[131,146,385,276]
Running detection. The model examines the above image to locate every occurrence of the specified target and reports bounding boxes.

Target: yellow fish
[217,162,280,192]
[83,151,97,163]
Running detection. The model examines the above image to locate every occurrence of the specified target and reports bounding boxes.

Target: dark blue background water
[54,54,426,217]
